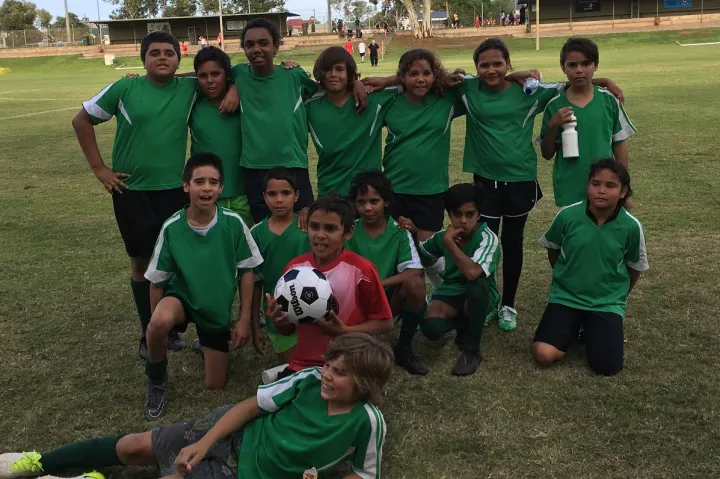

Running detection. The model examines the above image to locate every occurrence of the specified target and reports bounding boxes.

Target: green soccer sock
[145,357,168,382]
[397,305,426,349]
[40,435,125,474]
[463,278,491,355]
[130,279,152,337]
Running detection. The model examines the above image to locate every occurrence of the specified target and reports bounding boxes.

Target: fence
[0,26,93,49]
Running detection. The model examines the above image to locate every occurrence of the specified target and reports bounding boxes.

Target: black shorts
[360,52,365,57]
[167,293,231,353]
[533,303,624,375]
[473,175,542,219]
[243,167,314,224]
[431,294,466,313]
[111,188,188,258]
[388,192,445,232]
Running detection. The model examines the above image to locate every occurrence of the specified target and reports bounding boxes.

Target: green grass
[2,28,720,478]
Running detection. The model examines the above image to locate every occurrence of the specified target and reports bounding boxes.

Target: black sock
[500,215,528,307]
[130,279,151,337]
[397,305,426,349]
[145,357,168,382]
[464,278,490,355]
[41,435,125,474]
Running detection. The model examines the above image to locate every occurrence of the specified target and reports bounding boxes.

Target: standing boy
[358,39,366,63]
[368,39,380,67]
[268,196,394,376]
[540,37,636,208]
[143,153,263,420]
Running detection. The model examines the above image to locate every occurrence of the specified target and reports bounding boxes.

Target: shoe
[454,329,466,351]
[38,473,105,479]
[144,375,168,421]
[138,337,148,360]
[485,306,499,326]
[394,346,428,376]
[451,351,481,376]
[498,306,517,332]
[0,452,44,479]
[167,329,185,351]
[191,338,204,360]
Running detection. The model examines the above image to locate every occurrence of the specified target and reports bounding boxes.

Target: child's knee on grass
[203,348,229,390]
[587,350,623,376]
[116,433,155,465]
[533,341,565,366]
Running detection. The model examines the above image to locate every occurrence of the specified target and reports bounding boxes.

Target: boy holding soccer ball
[268,196,393,377]
[142,153,263,420]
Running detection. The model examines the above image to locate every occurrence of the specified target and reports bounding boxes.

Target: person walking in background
[358,39,366,63]
[216,32,222,48]
[345,38,353,55]
[475,15,480,28]
[200,35,207,48]
[368,39,380,67]
[452,12,459,28]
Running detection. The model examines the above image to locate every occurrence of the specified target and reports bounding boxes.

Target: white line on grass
[0,107,77,121]
[675,40,720,46]
[0,89,43,96]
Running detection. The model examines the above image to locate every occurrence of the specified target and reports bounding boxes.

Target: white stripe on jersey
[369,104,382,137]
[82,83,114,121]
[625,211,649,272]
[222,208,264,269]
[351,403,386,479]
[397,226,422,273]
[145,211,183,284]
[599,88,636,143]
[257,367,321,412]
[443,106,454,135]
[471,229,499,277]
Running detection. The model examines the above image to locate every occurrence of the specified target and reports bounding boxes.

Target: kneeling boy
[143,153,263,420]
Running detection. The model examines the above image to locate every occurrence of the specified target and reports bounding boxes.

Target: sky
[33,0,333,23]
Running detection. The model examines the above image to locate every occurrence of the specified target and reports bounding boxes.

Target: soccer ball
[274,267,338,324]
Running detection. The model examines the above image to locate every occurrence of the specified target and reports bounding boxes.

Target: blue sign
[664,0,692,8]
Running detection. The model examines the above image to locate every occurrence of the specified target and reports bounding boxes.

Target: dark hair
[308,196,354,234]
[140,31,180,64]
[241,18,281,47]
[473,37,510,65]
[182,152,224,185]
[349,170,393,202]
[194,46,232,77]
[560,37,599,66]
[443,182,485,214]
[263,166,298,192]
[588,158,632,206]
[313,46,358,90]
[397,48,447,97]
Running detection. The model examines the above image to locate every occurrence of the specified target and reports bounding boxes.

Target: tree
[52,12,85,28]
[164,0,196,16]
[330,0,375,23]
[397,0,421,38]
[0,0,38,31]
[225,0,285,14]
[108,0,158,19]
[35,8,52,30]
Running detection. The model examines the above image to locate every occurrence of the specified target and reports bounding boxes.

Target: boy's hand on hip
[93,165,129,194]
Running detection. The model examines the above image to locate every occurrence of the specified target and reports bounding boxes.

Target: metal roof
[99,11,299,24]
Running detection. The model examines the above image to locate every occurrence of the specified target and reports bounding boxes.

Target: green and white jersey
[419,224,500,300]
[190,96,244,198]
[250,217,311,332]
[239,368,386,479]
[82,76,197,191]
[231,64,319,170]
[306,88,400,197]
[539,85,637,207]
[539,201,648,316]
[145,206,263,332]
[383,89,465,195]
[345,217,422,281]
[459,77,564,182]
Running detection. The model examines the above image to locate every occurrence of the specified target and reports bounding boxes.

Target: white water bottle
[561,115,579,159]
[523,77,540,95]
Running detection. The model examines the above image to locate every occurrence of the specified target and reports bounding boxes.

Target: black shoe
[191,338,204,360]
[144,375,168,421]
[167,329,185,351]
[454,329,467,351]
[138,337,149,360]
[452,351,481,376]
[394,346,428,376]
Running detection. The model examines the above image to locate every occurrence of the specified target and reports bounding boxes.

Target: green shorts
[217,194,253,227]
[266,327,298,354]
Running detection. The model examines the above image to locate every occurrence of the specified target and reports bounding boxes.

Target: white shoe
[0,452,44,479]
[39,473,105,479]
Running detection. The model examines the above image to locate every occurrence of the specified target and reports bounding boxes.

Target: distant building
[522,0,720,23]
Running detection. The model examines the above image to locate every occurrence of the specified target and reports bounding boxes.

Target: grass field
[2,29,720,479]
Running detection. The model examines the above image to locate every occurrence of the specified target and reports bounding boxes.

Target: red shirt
[284,249,391,371]
[345,41,353,54]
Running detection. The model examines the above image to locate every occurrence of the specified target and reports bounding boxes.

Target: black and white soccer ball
[274,267,338,324]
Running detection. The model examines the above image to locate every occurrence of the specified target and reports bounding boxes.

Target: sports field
[1,29,720,478]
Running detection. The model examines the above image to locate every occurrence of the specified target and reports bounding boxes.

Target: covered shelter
[522,0,720,23]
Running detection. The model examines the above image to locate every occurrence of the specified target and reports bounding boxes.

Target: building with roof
[522,0,720,23]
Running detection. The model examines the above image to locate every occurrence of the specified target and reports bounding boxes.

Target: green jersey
[540,85,637,206]
[83,76,197,191]
[306,88,400,196]
[539,201,648,316]
[383,90,465,195]
[419,224,500,303]
[239,368,386,479]
[250,217,311,332]
[345,217,422,281]
[231,64,319,170]
[190,96,244,198]
[145,206,263,331]
[460,77,564,182]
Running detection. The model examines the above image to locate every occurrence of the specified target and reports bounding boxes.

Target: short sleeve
[249,223,264,281]
[611,95,637,143]
[145,224,177,286]
[625,216,649,272]
[539,210,565,250]
[291,67,319,98]
[358,264,392,321]
[369,86,401,109]
[534,82,565,110]
[444,84,466,117]
[418,231,444,262]
[256,368,321,413]
[351,404,387,479]
[82,79,129,125]
[539,103,553,142]
[470,230,499,277]
[397,230,422,273]
[225,210,263,269]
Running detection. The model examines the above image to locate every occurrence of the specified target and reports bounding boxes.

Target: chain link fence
[0,26,94,49]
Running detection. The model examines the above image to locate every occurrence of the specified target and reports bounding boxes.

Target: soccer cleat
[451,351,481,376]
[394,346,428,376]
[167,329,185,351]
[0,452,44,478]
[498,306,518,332]
[138,337,149,360]
[485,306,499,326]
[38,473,105,479]
[144,375,168,421]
